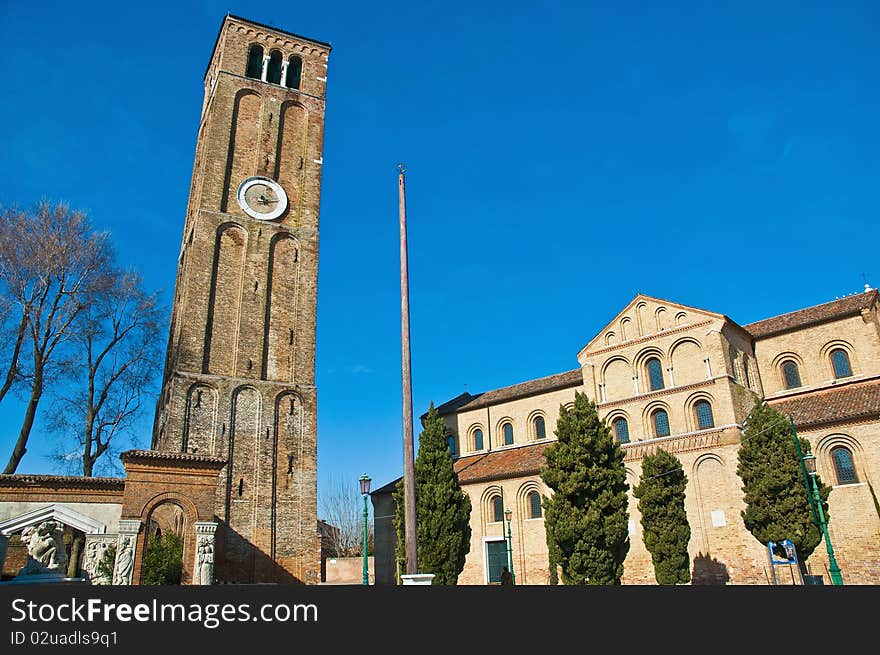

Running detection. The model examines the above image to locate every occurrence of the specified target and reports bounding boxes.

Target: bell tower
[152,15,330,583]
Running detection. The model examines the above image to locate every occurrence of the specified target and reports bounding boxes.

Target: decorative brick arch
[815,433,867,485]
[132,491,200,586]
[119,450,225,586]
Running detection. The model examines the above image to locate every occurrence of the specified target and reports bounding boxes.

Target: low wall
[324,556,374,584]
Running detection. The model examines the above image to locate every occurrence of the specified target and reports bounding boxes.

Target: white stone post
[261,55,270,82]
[112,520,141,585]
[280,60,289,87]
[667,366,675,387]
[193,521,217,585]
[401,573,435,585]
[704,357,712,379]
[632,376,639,396]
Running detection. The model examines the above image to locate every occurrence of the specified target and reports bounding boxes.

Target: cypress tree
[394,402,472,584]
[737,401,830,564]
[633,449,691,584]
[541,391,630,584]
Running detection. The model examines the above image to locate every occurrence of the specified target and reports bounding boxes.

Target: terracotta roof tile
[768,378,880,429]
[453,442,550,484]
[436,369,582,416]
[120,449,226,466]
[744,290,877,338]
[0,474,125,489]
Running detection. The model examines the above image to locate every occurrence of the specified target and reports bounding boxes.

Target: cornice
[584,319,713,358]
[597,376,722,409]
[622,426,740,461]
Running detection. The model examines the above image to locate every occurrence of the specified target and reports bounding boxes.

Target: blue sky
[0,1,878,506]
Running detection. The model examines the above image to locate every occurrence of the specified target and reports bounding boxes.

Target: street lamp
[800,453,843,585]
[359,474,371,586]
[789,417,844,586]
[504,508,515,585]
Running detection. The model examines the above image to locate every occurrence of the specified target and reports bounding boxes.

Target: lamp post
[359,474,371,586]
[504,508,515,585]
[789,416,843,586]
[801,453,843,586]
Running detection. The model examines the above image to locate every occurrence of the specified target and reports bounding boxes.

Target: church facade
[374,289,880,584]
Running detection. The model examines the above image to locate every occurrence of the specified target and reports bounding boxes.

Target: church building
[373,289,880,584]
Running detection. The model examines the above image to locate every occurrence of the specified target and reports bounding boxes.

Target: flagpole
[398,163,418,575]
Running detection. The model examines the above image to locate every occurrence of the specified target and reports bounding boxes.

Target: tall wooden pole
[398,163,418,575]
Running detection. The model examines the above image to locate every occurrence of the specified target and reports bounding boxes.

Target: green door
[486,540,507,584]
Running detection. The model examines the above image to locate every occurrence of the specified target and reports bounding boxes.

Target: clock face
[236,176,288,220]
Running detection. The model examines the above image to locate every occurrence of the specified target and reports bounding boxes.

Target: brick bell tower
[152,15,330,583]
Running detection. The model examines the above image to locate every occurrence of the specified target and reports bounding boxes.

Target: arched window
[782,361,802,389]
[729,346,738,381]
[652,409,670,438]
[647,358,664,391]
[527,491,542,519]
[246,44,264,79]
[447,434,456,456]
[473,428,484,451]
[534,416,546,440]
[831,447,858,484]
[831,349,852,379]
[502,422,514,445]
[267,50,283,84]
[695,400,714,429]
[491,495,504,522]
[613,417,630,444]
[286,55,303,89]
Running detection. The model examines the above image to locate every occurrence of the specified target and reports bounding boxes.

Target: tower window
[534,416,546,440]
[652,409,670,438]
[286,56,303,89]
[473,428,484,451]
[695,400,714,429]
[246,44,264,79]
[447,434,456,456]
[502,422,514,445]
[831,349,852,379]
[831,447,858,484]
[613,417,630,443]
[782,361,802,389]
[267,50,283,84]
[647,358,664,391]
[491,495,504,523]
[528,491,542,519]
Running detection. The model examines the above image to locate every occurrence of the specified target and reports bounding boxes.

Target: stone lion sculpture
[18,520,68,575]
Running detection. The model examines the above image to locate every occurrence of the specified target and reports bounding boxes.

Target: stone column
[280,60,289,87]
[261,55,270,82]
[112,520,141,585]
[192,521,217,585]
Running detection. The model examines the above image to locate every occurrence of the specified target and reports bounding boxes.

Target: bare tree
[319,474,374,557]
[0,203,112,474]
[48,270,164,476]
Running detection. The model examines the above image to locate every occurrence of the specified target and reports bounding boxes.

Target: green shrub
[140,532,183,585]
